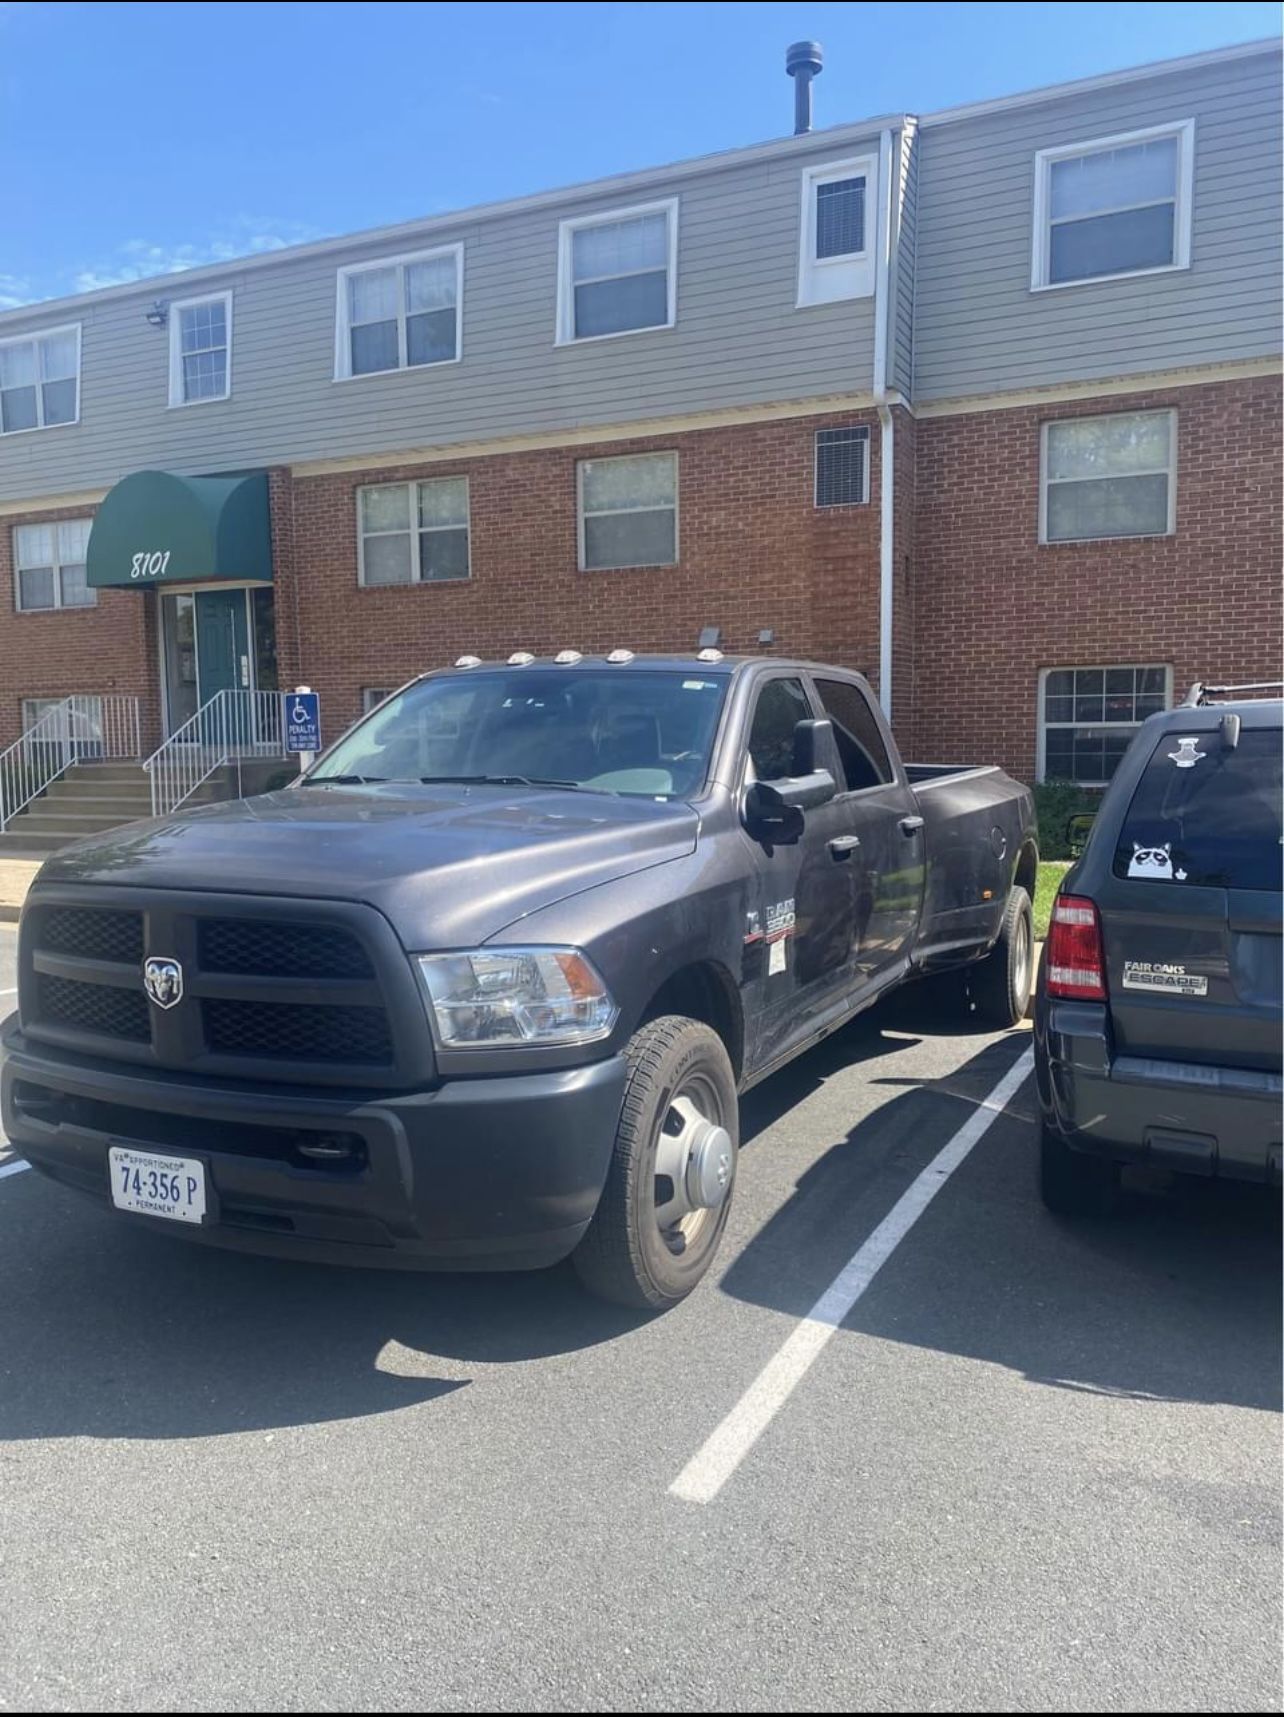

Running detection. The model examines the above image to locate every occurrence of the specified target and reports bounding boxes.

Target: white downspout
[872,126,895,719]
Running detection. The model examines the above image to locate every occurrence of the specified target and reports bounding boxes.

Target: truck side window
[747,677,810,782]
[814,678,893,791]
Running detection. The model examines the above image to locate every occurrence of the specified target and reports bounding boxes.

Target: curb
[0,905,19,925]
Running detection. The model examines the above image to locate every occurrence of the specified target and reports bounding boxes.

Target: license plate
[108,1146,207,1225]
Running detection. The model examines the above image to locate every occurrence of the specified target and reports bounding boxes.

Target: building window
[358,477,470,586]
[1040,410,1175,543]
[336,246,462,379]
[1038,665,1171,785]
[1032,120,1194,289]
[13,520,96,611]
[0,325,80,435]
[362,688,395,714]
[169,292,231,405]
[815,426,870,508]
[798,157,876,305]
[578,452,677,570]
[556,200,678,344]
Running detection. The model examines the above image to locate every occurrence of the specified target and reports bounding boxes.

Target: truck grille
[204,998,393,1063]
[38,975,151,1041]
[36,906,144,965]
[20,892,421,1086]
[198,918,374,979]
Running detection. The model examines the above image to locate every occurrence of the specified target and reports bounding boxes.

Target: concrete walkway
[0,860,40,924]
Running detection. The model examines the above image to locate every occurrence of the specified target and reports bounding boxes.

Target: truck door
[811,674,925,993]
[740,674,857,1069]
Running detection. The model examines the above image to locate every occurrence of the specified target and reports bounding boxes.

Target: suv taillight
[1045,894,1107,1001]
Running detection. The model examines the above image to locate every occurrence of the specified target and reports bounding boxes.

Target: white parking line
[0,1160,30,1179]
[0,987,16,997]
[670,1046,1034,1506]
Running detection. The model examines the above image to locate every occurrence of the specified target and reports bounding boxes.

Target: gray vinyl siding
[913,49,1283,400]
[0,134,881,505]
[890,123,918,396]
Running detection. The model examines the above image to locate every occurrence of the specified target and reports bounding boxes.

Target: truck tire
[969,884,1034,1028]
[572,1016,738,1311]
[1039,1122,1121,1218]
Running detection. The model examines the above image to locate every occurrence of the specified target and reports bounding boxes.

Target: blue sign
[285,691,320,754]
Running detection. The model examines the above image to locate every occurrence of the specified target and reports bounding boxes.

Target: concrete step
[0,833,77,858]
[9,811,149,836]
[62,763,150,785]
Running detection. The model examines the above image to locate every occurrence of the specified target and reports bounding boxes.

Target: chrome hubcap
[653,1076,733,1253]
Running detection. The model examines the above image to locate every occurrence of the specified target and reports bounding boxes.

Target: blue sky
[1,0,1278,308]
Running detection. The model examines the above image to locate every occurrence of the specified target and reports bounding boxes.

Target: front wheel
[970,884,1034,1028]
[572,1016,738,1311]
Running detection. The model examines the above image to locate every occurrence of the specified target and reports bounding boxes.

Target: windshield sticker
[1167,737,1206,769]
[682,680,717,691]
[1127,842,1176,879]
[1122,961,1209,997]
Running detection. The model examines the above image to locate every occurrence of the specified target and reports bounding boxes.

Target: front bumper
[1033,996,1282,1184]
[1,1019,627,1270]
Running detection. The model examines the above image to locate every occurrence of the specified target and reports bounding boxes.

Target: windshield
[308,668,729,799]
[1112,725,1283,890]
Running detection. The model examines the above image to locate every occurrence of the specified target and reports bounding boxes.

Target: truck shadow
[721,1033,1283,1415]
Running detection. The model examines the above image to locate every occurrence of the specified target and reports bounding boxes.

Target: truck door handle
[828,835,862,860]
[899,815,925,836]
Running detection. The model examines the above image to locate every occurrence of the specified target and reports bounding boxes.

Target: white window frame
[12,517,97,613]
[555,198,679,347]
[334,244,464,381]
[1031,119,1195,292]
[814,426,871,508]
[1037,665,1173,786]
[0,323,82,436]
[1039,409,1177,545]
[576,452,679,572]
[167,290,232,408]
[356,476,471,587]
[362,687,396,714]
[797,156,877,307]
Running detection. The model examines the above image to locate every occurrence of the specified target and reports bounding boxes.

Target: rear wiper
[418,774,593,791]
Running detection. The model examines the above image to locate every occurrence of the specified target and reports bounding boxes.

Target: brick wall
[0,378,1277,782]
[0,499,158,752]
[910,374,1283,779]
[288,412,883,738]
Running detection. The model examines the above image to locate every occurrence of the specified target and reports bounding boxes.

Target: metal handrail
[0,695,141,833]
[144,689,285,819]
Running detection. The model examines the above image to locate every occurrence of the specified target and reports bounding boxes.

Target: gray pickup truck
[2,654,1037,1308]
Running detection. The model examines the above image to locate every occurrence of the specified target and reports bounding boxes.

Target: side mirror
[744,718,838,841]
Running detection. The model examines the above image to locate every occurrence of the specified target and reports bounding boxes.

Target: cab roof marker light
[455,655,482,669]
[606,649,635,665]
[508,651,536,666]
[697,647,725,663]
[554,649,584,665]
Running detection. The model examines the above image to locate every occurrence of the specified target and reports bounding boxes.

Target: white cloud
[0,272,31,310]
[71,217,328,294]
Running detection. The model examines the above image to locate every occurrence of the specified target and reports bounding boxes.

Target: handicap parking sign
[285,691,320,753]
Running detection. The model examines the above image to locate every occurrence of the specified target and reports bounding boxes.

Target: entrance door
[194,588,250,703]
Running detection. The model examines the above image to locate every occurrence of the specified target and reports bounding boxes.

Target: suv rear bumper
[1034,996,1282,1183]
[1,1019,627,1270]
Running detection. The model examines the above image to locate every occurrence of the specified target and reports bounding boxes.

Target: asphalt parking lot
[0,921,1279,1713]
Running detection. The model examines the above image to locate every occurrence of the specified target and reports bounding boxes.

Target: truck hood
[36,784,700,947]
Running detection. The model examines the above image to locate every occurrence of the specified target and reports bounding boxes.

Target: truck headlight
[415,948,618,1048]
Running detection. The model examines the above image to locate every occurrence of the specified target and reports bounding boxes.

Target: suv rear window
[1113,726,1282,891]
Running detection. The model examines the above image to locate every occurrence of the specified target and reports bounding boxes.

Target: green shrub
[1033,781,1105,861]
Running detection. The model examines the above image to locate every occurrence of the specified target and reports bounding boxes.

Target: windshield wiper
[418,774,598,792]
[303,773,389,785]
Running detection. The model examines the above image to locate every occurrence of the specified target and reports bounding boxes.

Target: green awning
[87,469,272,589]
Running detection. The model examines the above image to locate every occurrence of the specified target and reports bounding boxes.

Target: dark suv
[1034,684,1282,1214]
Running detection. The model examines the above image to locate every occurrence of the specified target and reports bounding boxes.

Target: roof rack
[1182,680,1284,707]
